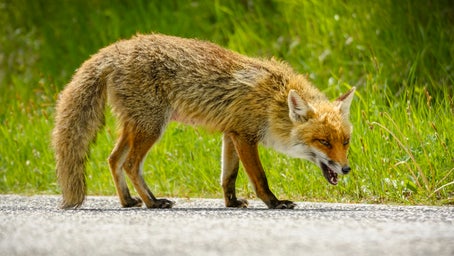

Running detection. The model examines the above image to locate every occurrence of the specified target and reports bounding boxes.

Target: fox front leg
[228,134,296,209]
[221,134,249,208]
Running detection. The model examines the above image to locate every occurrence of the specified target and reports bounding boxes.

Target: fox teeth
[329,169,338,184]
[330,173,338,183]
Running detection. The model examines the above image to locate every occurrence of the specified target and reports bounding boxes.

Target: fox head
[285,87,355,185]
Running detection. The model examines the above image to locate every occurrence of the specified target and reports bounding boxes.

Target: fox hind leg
[221,134,248,208]
[122,123,174,209]
[108,126,142,207]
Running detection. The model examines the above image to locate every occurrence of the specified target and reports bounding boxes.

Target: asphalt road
[1,195,453,256]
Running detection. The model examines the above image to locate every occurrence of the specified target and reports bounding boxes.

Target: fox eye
[343,139,350,146]
[318,139,331,148]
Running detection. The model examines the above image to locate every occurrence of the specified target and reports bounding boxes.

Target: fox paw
[226,198,249,208]
[122,197,143,208]
[271,200,296,209]
[149,198,175,209]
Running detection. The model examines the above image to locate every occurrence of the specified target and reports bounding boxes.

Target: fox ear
[288,90,315,122]
[335,87,356,118]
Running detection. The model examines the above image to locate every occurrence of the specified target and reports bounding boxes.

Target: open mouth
[321,163,338,185]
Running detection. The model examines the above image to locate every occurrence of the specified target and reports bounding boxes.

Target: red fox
[52,34,355,209]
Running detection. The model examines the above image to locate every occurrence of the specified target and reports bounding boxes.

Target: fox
[52,34,355,210]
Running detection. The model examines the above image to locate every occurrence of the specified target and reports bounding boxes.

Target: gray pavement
[0,195,453,256]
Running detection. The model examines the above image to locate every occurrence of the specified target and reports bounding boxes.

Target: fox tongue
[322,163,338,185]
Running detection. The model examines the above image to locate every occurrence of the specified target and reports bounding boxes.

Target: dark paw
[149,198,175,209]
[271,200,296,209]
[226,198,249,208]
[123,197,143,208]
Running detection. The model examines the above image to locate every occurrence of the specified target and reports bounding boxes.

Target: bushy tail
[52,57,109,209]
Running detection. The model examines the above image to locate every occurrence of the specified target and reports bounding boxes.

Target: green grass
[1,0,453,205]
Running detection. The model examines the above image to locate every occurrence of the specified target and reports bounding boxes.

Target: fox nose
[342,166,351,174]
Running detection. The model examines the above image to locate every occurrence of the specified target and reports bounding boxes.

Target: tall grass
[1,0,452,205]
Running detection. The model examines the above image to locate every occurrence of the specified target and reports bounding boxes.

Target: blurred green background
[1,0,453,205]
